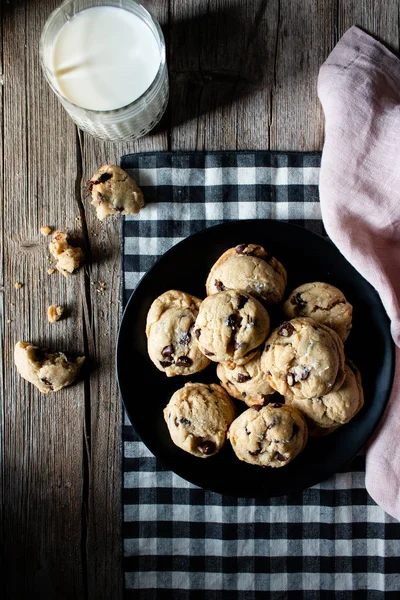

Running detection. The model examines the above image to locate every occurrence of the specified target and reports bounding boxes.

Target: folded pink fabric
[318,26,400,520]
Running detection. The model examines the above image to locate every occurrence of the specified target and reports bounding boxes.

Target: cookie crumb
[14,282,23,289]
[40,225,52,236]
[49,231,85,277]
[47,268,55,275]
[47,305,64,323]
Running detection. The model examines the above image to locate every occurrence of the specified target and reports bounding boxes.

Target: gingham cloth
[120,151,400,599]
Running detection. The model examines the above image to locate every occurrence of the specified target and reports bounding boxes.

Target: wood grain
[1,0,399,598]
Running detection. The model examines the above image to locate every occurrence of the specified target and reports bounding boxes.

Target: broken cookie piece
[47,305,64,323]
[40,225,52,236]
[49,231,84,277]
[14,341,85,393]
[87,164,144,221]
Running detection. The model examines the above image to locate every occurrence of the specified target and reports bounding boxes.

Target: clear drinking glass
[39,0,169,142]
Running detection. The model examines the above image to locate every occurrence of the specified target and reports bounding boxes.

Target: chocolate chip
[247,316,255,326]
[237,373,251,383]
[300,366,310,380]
[237,294,248,309]
[292,423,299,437]
[214,279,225,291]
[179,417,191,426]
[195,329,201,339]
[179,332,191,346]
[291,292,307,309]
[242,392,247,398]
[198,441,215,455]
[265,344,270,352]
[162,345,174,357]
[278,322,295,337]
[287,372,296,387]
[272,403,282,408]
[33,348,46,363]
[245,427,251,435]
[97,192,103,203]
[234,341,242,351]
[40,377,53,390]
[274,452,287,461]
[204,349,214,356]
[249,448,261,456]
[226,314,237,330]
[159,359,174,368]
[176,356,193,367]
[235,243,247,254]
[94,172,112,185]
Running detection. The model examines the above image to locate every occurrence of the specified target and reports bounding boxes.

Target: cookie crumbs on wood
[97,281,106,294]
[40,225,52,236]
[48,305,64,323]
[86,164,144,221]
[14,282,23,289]
[47,268,55,275]
[49,230,85,277]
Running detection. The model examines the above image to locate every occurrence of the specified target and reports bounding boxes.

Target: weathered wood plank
[2,1,85,597]
[337,0,399,51]
[269,0,335,151]
[170,0,278,150]
[0,0,4,585]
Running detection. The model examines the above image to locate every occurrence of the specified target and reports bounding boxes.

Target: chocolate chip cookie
[87,164,144,220]
[260,317,346,399]
[146,290,211,377]
[285,359,364,436]
[14,341,85,393]
[163,382,236,458]
[227,403,308,467]
[283,281,353,341]
[205,243,287,306]
[194,289,270,367]
[216,350,274,407]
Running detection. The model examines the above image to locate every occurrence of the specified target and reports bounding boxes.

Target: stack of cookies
[145,243,364,469]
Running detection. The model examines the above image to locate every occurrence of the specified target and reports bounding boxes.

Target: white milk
[51,6,161,111]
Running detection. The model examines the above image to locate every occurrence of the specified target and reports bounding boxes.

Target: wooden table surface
[1,1,398,598]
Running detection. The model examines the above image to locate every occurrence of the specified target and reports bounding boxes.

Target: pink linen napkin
[317,25,400,521]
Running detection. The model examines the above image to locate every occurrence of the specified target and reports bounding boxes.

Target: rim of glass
[39,0,167,115]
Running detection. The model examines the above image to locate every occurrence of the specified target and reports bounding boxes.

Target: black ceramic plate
[116,220,395,498]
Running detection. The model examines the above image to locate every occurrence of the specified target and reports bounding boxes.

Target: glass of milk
[40,0,169,142]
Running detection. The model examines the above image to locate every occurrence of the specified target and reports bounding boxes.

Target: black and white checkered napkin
[120,151,400,599]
